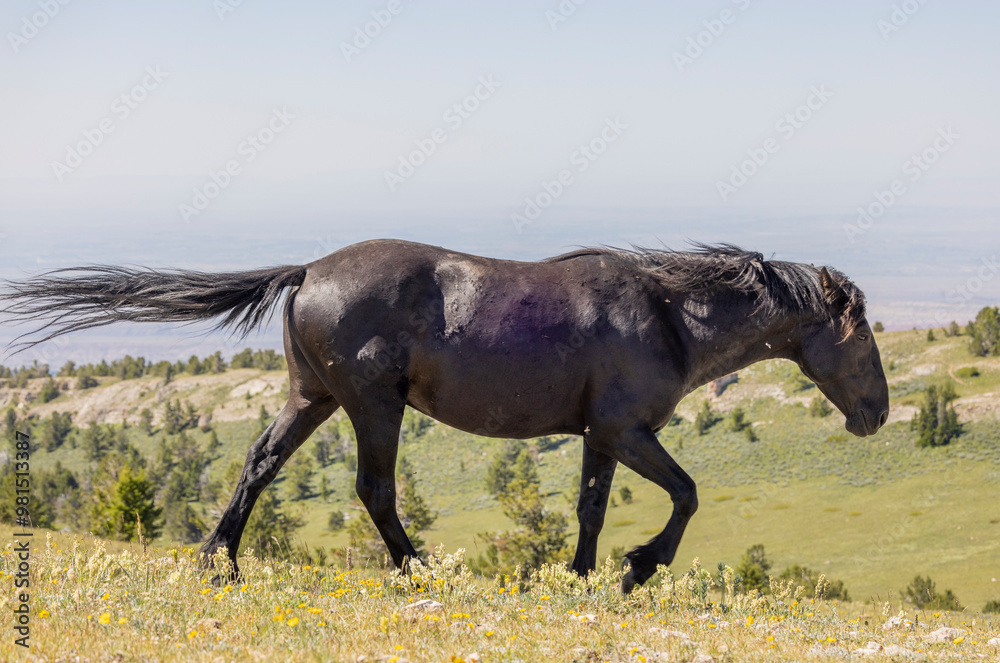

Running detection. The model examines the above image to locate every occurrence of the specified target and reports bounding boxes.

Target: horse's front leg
[590,423,698,594]
[570,443,617,577]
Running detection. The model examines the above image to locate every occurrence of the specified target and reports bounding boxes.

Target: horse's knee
[676,482,698,519]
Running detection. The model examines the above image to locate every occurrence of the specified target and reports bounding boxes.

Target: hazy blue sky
[1,0,998,363]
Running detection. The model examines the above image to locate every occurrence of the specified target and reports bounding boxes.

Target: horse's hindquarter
[295,240,679,438]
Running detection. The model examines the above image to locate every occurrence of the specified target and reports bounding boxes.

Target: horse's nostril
[878,410,888,427]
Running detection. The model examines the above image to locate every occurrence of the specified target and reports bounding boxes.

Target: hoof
[621,557,637,595]
[621,569,637,595]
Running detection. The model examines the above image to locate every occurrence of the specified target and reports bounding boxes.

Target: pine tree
[240,488,302,558]
[474,479,569,578]
[284,455,313,501]
[39,412,73,452]
[694,401,719,435]
[91,466,161,541]
[912,384,961,447]
[396,458,436,555]
[4,408,16,440]
[138,408,154,435]
[968,306,1000,356]
[736,544,772,594]
[485,440,537,495]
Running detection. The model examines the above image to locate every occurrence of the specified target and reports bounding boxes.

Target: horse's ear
[819,267,849,317]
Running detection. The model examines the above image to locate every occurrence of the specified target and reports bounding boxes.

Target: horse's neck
[682,300,810,390]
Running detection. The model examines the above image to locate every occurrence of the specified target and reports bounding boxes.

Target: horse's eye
[857,333,869,342]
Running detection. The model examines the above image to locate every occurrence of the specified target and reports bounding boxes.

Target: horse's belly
[406,355,585,438]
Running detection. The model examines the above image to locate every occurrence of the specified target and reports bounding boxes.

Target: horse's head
[796,267,889,437]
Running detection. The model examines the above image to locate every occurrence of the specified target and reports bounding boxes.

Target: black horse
[1,240,888,592]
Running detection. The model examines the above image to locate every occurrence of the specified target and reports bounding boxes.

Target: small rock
[853,640,884,656]
[924,626,965,643]
[988,637,1000,647]
[467,654,481,663]
[691,655,714,663]
[401,599,443,617]
[808,644,849,658]
[881,615,914,631]
[882,644,915,657]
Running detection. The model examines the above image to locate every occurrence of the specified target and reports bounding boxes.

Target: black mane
[546,243,866,338]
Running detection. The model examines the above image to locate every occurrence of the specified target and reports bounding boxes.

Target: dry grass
[2,532,998,662]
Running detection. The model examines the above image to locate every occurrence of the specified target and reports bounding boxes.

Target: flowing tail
[0,263,307,354]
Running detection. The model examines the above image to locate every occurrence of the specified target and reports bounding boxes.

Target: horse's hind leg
[347,394,420,569]
[571,444,618,576]
[199,332,338,578]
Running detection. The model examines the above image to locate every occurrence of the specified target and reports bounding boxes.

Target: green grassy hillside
[4,327,999,611]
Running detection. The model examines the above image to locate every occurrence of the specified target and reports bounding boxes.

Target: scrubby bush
[955,366,980,380]
[779,564,849,601]
[809,396,833,418]
[905,575,961,610]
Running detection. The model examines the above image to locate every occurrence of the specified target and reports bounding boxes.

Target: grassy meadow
[2,528,999,661]
[2,327,1000,659]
